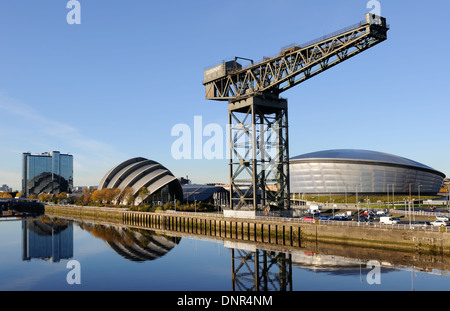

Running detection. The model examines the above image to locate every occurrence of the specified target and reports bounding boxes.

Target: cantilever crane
[203,14,389,213]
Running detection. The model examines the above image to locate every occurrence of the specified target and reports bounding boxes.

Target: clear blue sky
[1,0,449,191]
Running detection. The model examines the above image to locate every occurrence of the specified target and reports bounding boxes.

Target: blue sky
[0,0,449,191]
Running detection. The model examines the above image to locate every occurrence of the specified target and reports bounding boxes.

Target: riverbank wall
[45,205,450,256]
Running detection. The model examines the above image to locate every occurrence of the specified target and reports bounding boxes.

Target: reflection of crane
[231,249,292,291]
[203,14,389,212]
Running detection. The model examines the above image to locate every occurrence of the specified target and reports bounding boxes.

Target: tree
[38,193,52,202]
[138,187,149,204]
[103,188,115,204]
[121,187,135,206]
[83,193,91,205]
[91,190,101,203]
[0,192,12,199]
[112,188,121,204]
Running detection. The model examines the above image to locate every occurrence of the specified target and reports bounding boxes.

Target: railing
[56,205,449,233]
[255,213,449,233]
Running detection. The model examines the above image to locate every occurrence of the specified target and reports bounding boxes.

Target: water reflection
[18,215,450,290]
[228,243,293,291]
[22,217,73,262]
[21,217,181,264]
[78,222,181,262]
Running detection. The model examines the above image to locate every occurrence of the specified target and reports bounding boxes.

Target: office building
[22,151,73,197]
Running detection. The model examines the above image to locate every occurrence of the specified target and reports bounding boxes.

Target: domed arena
[289,149,446,195]
[98,157,183,205]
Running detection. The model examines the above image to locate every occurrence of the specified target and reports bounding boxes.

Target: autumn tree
[121,187,135,206]
[0,192,12,199]
[112,188,121,204]
[138,187,149,204]
[38,193,53,202]
[90,190,101,203]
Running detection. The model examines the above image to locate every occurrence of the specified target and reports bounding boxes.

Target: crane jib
[203,13,389,102]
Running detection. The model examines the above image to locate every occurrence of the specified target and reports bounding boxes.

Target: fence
[256,210,449,233]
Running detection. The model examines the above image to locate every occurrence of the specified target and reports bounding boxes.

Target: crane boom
[204,14,389,103]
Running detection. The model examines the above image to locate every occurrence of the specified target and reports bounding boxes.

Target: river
[1,215,449,292]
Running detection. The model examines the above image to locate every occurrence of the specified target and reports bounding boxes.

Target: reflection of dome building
[290,149,446,195]
[98,157,183,204]
[26,172,70,195]
[106,228,181,262]
[22,151,73,196]
[81,223,181,262]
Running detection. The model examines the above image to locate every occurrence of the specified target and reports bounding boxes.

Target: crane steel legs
[228,96,290,212]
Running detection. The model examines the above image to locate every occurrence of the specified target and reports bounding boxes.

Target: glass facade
[22,218,73,262]
[289,150,446,195]
[22,151,73,197]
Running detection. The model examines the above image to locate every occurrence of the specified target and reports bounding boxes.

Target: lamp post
[392,184,395,210]
[409,184,412,226]
[356,186,359,223]
[447,183,450,212]
[418,184,422,211]
[387,184,390,210]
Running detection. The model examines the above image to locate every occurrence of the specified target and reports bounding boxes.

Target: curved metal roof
[106,229,180,262]
[291,149,445,177]
[98,157,183,202]
[182,184,227,202]
[98,157,147,191]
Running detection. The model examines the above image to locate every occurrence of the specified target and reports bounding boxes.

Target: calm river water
[1,215,450,292]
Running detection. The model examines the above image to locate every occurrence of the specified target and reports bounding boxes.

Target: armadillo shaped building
[98,157,183,205]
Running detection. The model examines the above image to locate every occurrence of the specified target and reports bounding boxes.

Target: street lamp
[392,184,395,210]
[447,184,450,211]
[418,184,422,211]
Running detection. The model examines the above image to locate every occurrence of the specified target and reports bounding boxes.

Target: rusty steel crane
[203,13,389,214]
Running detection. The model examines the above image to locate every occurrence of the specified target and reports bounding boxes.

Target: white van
[379,216,400,225]
[308,205,322,214]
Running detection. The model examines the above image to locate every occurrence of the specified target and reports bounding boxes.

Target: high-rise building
[22,151,73,197]
[0,184,12,192]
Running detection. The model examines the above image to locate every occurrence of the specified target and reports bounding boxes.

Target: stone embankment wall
[45,205,450,255]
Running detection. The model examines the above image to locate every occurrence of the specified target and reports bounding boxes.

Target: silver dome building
[290,149,445,195]
[98,157,183,204]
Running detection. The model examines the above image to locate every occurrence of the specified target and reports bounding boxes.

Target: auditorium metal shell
[290,149,446,195]
[98,157,183,204]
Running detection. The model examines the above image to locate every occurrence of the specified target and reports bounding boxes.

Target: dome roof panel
[291,149,437,171]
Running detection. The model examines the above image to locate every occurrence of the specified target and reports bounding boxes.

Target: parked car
[330,215,350,221]
[436,215,449,221]
[318,215,330,220]
[411,221,431,227]
[357,217,373,223]
[302,215,315,223]
[379,216,400,225]
[431,220,449,227]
